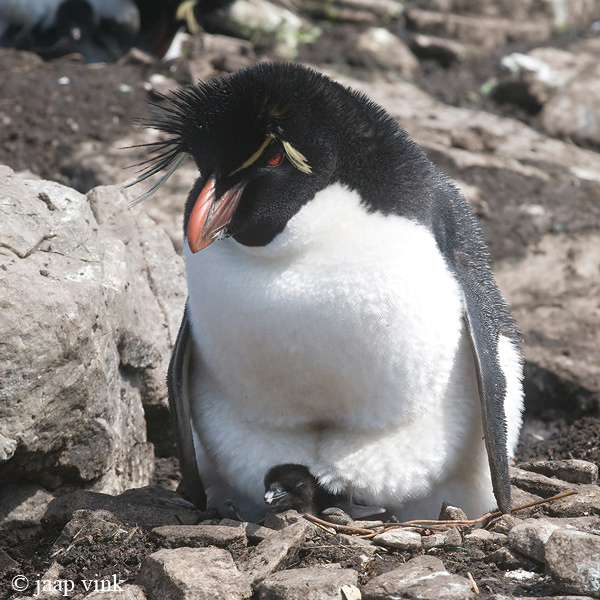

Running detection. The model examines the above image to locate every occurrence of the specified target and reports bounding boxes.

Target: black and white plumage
[264,464,339,515]
[136,62,524,522]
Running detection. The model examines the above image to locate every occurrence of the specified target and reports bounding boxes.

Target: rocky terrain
[1,0,600,598]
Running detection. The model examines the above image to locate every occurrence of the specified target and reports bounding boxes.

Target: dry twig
[302,490,577,538]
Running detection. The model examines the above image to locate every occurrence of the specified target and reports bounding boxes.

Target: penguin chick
[264,464,340,515]
[134,62,524,523]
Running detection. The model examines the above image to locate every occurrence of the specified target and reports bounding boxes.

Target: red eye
[267,151,284,167]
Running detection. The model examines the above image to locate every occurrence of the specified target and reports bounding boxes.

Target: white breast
[184,183,494,519]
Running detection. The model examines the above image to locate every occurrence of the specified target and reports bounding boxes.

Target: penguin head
[135,62,426,251]
[263,464,320,514]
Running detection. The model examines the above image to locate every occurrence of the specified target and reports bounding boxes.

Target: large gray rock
[545,529,600,597]
[361,555,476,600]
[238,521,312,588]
[137,547,252,600]
[540,62,600,148]
[259,566,359,600]
[0,167,186,496]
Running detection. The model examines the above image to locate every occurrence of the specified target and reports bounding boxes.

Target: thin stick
[303,490,577,537]
[467,571,480,595]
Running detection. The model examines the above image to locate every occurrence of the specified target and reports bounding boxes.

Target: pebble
[372,528,422,550]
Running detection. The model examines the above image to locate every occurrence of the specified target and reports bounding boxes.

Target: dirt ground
[1,11,599,600]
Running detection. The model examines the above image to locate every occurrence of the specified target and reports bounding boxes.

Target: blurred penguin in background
[0,0,233,62]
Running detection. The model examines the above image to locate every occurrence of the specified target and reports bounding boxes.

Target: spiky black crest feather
[128,61,418,205]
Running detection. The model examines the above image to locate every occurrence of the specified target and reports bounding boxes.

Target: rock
[494,47,594,110]
[238,521,312,588]
[0,168,185,493]
[410,33,471,66]
[341,585,362,600]
[84,584,147,599]
[508,519,560,563]
[510,466,577,497]
[320,507,354,526]
[518,459,598,485]
[137,547,252,600]
[151,525,247,549]
[439,503,469,521]
[303,0,403,24]
[0,483,54,525]
[356,27,419,76]
[362,555,476,599]
[219,519,275,543]
[372,528,423,550]
[408,0,600,28]
[263,509,305,530]
[487,513,524,535]
[206,0,318,59]
[258,565,359,600]
[545,529,600,597]
[486,546,527,570]
[43,486,203,529]
[463,528,507,549]
[405,9,551,49]
[422,527,462,549]
[540,62,600,148]
[542,485,600,518]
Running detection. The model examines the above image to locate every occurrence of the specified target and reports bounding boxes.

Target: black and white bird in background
[0,0,233,61]
[132,62,524,522]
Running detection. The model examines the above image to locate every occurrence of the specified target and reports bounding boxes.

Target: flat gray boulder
[0,167,186,498]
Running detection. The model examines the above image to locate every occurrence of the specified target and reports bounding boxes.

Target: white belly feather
[184,183,519,520]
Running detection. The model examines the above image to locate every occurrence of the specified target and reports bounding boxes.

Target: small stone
[486,547,528,570]
[463,528,508,549]
[545,529,600,597]
[219,519,274,543]
[238,521,312,588]
[439,503,468,521]
[258,565,359,600]
[362,555,476,600]
[488,514,524,535]
[84,584,147,599]
[340,584,362,600]
[320,507,354,526]
[373,528,422,550]
[151,525,247,549]
[422,527,462,549]
[517,459,598,485]
[263,509,303,530]
[137,547,251,600]
[508,519,560,563]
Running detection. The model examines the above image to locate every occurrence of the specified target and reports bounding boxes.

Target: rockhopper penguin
[134,62,524,522]
[264,464,340,515]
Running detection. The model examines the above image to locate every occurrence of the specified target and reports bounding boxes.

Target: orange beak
[186,175,244,253]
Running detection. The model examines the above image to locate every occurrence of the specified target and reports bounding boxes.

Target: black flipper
[167,302,206,509]
[462,285,511,514]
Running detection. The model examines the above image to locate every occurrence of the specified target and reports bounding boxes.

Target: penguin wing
[461,283,511,514]
[167,303,207,509]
